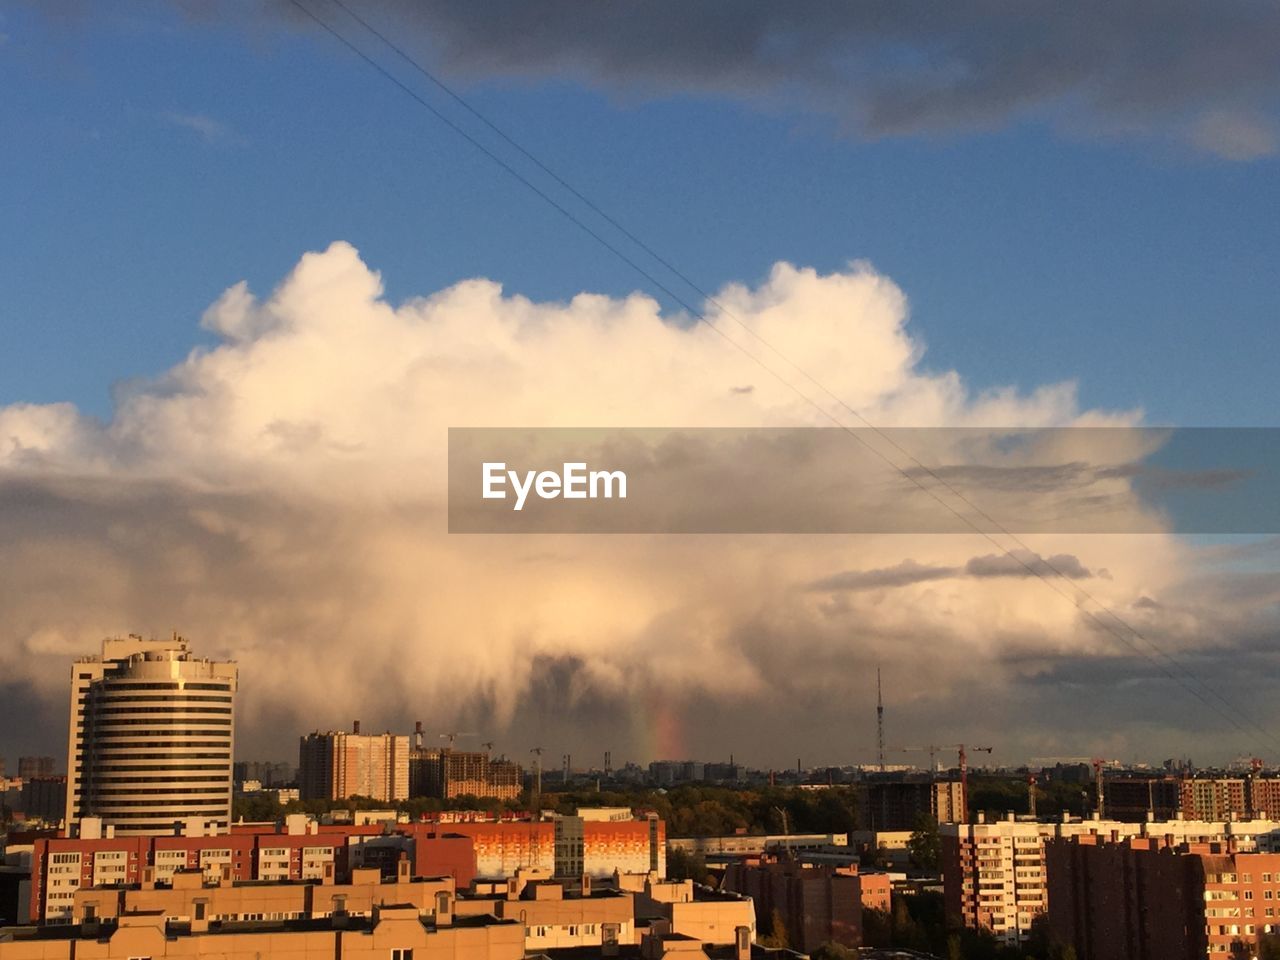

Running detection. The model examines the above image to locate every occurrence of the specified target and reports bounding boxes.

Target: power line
[318,0,1270,743]
[288,0,1278,754]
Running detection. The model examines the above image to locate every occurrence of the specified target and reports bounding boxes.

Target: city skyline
[2,5,1280,773]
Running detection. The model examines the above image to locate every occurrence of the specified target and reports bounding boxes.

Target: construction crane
[439,731,478,750]
[772,806,794,860]
[530,747,544,812]
[1027,773,1038,819]
[891,744,992,820]
[876,668,886,773]
[1093,759,1106,818]
[481,741,495,753]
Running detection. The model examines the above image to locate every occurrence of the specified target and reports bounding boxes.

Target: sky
[1,1,1279,773]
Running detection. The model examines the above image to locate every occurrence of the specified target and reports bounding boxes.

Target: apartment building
[0,902,524,960]
[722,859,887,951]
[942,813,1280,946]
[299,722,410,802]
[859,778,967,831]
[65,635,238,836]
[410,746,523,801]
[27,812,661,923]
[1046,833,1280,959]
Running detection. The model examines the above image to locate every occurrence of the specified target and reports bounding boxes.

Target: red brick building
[1046,833,1280,959]
[722,859,887,951]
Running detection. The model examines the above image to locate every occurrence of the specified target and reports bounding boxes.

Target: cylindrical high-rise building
[65,634,238,836]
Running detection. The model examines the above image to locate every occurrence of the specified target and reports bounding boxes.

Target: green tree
[907,813,941,871]
[1259,934,1280,960]
[810,943,856,960]
[759,908,789,949]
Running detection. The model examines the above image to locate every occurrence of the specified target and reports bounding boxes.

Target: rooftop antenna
[876,668,886,773]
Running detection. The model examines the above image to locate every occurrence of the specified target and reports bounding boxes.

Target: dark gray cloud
[274,0,1280,158]
[23,1,1280,157]
[964,550,1093,580]
[809,549,1093,593]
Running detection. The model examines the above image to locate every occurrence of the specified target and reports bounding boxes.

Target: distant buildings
[231,760,294,788]
[16,759,55,781]
[1097,773,1280,822]
[64,635,238,837]
[298,723,410,803]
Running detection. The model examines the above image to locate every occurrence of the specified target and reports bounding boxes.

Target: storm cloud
[1,243,1277,768]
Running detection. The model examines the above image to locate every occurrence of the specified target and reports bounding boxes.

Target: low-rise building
[722,858,880,951]
[0,901,524,960]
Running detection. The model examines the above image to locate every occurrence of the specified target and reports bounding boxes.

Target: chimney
[353,719,361,734]
[434,890,454,927]
[602,923,621,957]
[735,925,752,960]
[414,721,424,750]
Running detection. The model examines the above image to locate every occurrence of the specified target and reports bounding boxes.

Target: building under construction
[410,747,523,801]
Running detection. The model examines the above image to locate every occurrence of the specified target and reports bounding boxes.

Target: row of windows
[88,762,231,771]
[85,798,229,809]
[79,741,230,750]
[88,693,232,703]
[98,682,232,691]
[87,785,229,795]
[85,722,231,731]
[82,811,230,821]
[91,706,232,715]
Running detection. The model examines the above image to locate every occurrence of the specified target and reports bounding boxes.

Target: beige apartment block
[300,724,410,803]
[71,859,453,926]
[0,904,524,960]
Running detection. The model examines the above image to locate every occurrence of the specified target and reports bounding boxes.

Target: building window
[391,951,414,960]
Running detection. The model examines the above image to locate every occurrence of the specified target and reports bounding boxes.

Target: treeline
[233,784,862,837]
[234,776,1091,836]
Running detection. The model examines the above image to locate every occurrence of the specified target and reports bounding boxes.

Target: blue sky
[3,2,1278,425]
[4,3,1280,767]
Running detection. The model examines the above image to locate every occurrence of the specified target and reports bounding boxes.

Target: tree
[666,847,709,885]
[907,813,941,871]
[759,908,789,949]
[1259,933,1280,960]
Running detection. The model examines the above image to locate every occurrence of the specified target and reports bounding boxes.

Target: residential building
[943,813,1280,946]
[860,778,966,831]
[410,747,523,801]
[0,901,524,960]
[723,859,882,951]
[16,759,55,781]
[1046,833,1280,959]
[64,634,238,836]
[299,722,410,802]
[27,811,663,922]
